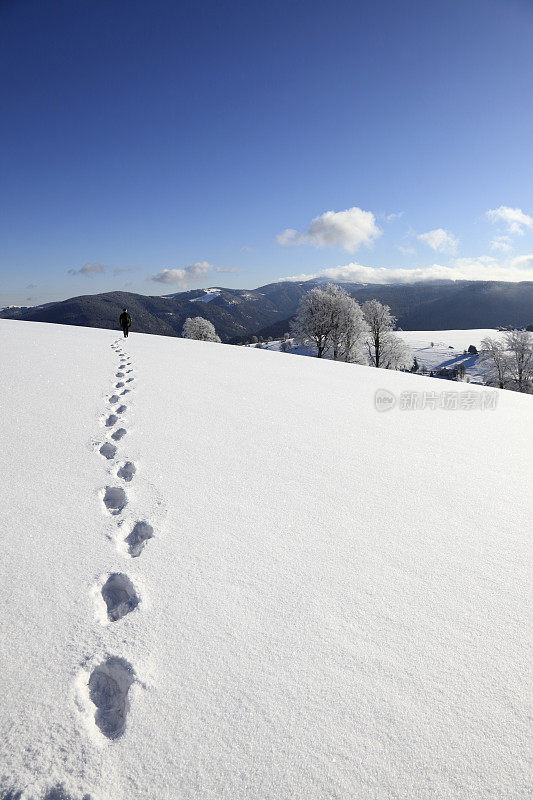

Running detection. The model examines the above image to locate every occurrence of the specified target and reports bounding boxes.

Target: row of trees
[479,331,533,393]
[290,284,410,369]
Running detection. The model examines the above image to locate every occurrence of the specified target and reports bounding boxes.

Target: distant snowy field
[0,319,531,800]
[263,329,507,383]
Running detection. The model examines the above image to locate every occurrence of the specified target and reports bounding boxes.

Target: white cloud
[215,266,243,274]
[150,261,213,286]
[276,207,381,253]
[279,255,533,284]
[490,235,512,252]
[67,262,105,276]
[417,228,458,254]
[386,211,405,222]
[510,254,533,270]
[486,206,533,235]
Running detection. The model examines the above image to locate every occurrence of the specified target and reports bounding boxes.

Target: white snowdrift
[0,319,530,800]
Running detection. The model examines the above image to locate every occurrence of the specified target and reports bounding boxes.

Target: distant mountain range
[2,279,532,342]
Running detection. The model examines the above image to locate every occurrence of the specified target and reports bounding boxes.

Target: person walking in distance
[119,308,131,338]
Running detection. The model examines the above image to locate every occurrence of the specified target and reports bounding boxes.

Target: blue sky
[1,0,532,305]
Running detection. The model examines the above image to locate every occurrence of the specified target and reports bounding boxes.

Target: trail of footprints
[85,339,154,743]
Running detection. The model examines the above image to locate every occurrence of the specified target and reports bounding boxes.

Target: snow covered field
[263,329,509,383]
[0,319,531,800]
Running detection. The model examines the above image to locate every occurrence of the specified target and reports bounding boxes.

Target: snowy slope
[0,319,531,800]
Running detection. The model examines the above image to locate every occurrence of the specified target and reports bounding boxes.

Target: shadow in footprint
[103,486,127,515]
[120,389,130,396]
[101,573,139,621]
[116,404,127,414]
[109,395,120,404]
[117,461,136,482]
[126,369,133,374]
[126,521,154,557]
[126,378,134,383]
[89,657,134,739]
[111,428,127,441]
[99,442,117,460]
[115,382,124,389]
[105,414,118,427]
[116,372,124,378]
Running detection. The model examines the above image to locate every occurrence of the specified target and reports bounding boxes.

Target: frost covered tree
[505,330,533,392]
[323,284,367,362]
[479,337,509,389]
[181,317,221,342]
[280,339,292,352]
[291,283,367,361]
[290,286,336,358]
[362,300,409,369]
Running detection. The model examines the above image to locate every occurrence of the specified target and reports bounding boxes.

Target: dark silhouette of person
[119,308,131,338]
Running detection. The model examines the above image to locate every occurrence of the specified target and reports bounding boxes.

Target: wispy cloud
[386,211,405,222]
[215,266,243,274]
[67,262,105,276]
[279,255,533,284]
[277,206,381,253]
[417,228,458,254]
[486,206,533,235]
[490,235,512,252]
[114,266,140,276]
[240,245,253,252]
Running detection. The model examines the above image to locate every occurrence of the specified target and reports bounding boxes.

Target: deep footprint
[89,657,134,739]
[117,461,136,482]
[120,389,130,396]
[126,378,134,383]
[116,404,127,414]
[126,521,154,557]
[101,573,139,621]
[111,428,127,441]
[115,382,124,389]
[116,372,124,378]
[109,394,120,404]
[105,414,118,427]
[103,486,127,515]
[99,442,117,460]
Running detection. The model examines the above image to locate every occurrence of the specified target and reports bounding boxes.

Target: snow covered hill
[0,319,531,800]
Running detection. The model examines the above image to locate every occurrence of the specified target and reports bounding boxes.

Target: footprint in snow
[105,414,118,427]
[120,389,130,396]
[116,372,124,378]
[99,442,117,460]
[125,521,154,557]
[109,394,120,404]
[103,486,127,515]
[117,461,136,482]
[101,573,139,621]
[116,404,127,414]
[89,657,134,739]
[111,427,127,441]
[126,377,134,383]
[126,369,133,374]
[115,382,124,389]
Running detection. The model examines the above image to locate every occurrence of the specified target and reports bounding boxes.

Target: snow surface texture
[264,329,508,384]
[0,319,531,800]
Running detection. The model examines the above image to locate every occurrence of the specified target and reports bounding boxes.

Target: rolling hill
[1,279,532,342]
